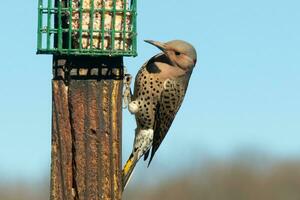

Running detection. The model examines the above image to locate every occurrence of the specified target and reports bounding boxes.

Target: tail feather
[122,153,138,190]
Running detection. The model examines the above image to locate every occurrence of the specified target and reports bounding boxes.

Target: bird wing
[147,79,186,166]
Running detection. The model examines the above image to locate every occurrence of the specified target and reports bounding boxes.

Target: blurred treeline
[1,156,300,200]
[123,157,300,200]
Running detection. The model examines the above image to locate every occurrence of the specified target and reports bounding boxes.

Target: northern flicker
[123,39,197,189]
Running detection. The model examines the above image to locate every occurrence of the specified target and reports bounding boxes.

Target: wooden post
[50,55,123,200]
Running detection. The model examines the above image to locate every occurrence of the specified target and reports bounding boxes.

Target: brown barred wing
[147,79,186,166]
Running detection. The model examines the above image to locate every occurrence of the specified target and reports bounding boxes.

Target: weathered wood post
[37,0,137,199]
[51,55,123,200]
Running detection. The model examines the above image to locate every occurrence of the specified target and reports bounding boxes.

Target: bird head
[145,40,197,71]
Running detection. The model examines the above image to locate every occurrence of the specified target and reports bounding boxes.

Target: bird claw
[123,70,133,109]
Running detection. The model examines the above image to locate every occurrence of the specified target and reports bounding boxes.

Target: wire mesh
[37,0,137,56]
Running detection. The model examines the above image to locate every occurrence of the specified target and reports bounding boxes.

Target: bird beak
[144,40,167,51]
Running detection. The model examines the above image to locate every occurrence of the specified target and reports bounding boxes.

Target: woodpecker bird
[123,39,197,189]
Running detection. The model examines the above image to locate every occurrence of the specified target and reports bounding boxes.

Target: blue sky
[0,0,299,181]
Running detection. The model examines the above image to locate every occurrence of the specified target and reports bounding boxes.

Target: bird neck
[151,54,187,79]
[157,63,186,79]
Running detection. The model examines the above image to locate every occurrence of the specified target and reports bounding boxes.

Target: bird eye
[175,51,181,56]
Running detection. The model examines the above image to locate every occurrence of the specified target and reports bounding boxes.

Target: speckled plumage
[133,53,191,161]
[123,40,197,189]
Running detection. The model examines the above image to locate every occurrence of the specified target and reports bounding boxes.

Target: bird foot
[122,69,133,109]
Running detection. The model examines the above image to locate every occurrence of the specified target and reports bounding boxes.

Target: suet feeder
[37,0,137,56]
[37,1,137,200]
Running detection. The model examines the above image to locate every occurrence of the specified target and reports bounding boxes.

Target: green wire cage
[37,0,137,56]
